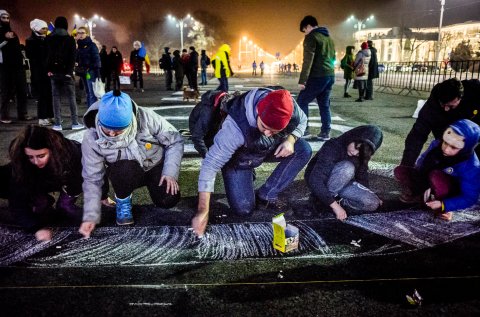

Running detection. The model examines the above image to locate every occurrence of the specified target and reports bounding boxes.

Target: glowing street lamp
[347,14,374,38]
[167,14,194,51]
[74,14,105,39]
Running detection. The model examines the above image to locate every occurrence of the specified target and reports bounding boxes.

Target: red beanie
[361,42,368,49]
[257,90,293,131]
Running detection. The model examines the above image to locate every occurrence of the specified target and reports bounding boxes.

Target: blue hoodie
[417,119,480,211]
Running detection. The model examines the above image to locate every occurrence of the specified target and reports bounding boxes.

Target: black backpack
[205,56,211,66]
[188,90,232,158]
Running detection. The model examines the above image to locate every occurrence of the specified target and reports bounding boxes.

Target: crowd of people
[1,12,480,244]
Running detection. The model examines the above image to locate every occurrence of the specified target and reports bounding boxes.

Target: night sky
[4,0,480,58]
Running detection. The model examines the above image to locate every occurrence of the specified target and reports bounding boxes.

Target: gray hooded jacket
[81,100,184,224]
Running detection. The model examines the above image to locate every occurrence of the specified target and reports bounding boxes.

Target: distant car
[412,64,427,72]
[378,64,386,73]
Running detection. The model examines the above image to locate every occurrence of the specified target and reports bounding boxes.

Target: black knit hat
[54,16,68,30]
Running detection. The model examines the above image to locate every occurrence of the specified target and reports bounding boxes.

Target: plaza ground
[0,73,479,316]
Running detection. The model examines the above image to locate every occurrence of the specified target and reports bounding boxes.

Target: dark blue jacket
[76,37,100,71]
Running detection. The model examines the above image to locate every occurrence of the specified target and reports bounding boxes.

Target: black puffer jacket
[305,125,383,206]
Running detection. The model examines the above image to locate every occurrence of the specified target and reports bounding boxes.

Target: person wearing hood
[296,15,336,141]
[79,90,184,238]
[75,26,101,107]
[0,9,31,124]
[26,19,54,126]
[199,49,210,85]
[340,45,355,98]
[305,125,383,220]
[212,44,234,92]
[191,88,311,237]
[365,40,379,100]
[353,42,371,102]
[46,16,82,131]
[130,41,145,92]
[188,46,199,90]
[159,47,173,91]
[395,119,480,221]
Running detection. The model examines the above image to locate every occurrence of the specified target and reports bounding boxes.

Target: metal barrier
[376,60,480,95]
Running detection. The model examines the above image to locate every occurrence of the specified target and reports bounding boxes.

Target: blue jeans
[327,161,380,212]
[297,76,335,134]
[50,74,79,126]
[80,73,97,107]
[217,77,228,92]
[222,138,312,215]
[201,68,207,85]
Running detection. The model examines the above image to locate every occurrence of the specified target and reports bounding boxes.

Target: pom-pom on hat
[30,19,48,32]
[257,89,293,131]
[98,90,133,130]
[361,42,368,50]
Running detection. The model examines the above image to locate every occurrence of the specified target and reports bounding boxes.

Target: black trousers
[107,160,180,208]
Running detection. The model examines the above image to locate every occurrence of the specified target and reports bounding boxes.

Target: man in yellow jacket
[212,44,234,92]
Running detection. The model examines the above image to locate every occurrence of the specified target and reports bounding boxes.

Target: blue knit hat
[98,90,133,130]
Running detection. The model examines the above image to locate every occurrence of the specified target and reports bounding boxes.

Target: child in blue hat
[79,90,184,238]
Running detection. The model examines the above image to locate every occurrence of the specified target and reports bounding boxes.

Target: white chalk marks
[346,209,480,248]
[0,222,331,267]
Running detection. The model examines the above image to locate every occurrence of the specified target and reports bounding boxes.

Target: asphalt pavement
[0,72,479,316]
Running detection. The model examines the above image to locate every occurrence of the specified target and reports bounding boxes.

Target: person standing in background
[365,40,379,100]
[130,41,145,92]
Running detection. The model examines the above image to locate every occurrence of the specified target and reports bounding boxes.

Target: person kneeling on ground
[79,90,184,238]
[394,119,480,221]
[0,125,111,241]
[304,125,383,220]
[191,89,312,237]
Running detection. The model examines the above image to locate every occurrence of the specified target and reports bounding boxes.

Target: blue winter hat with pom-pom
[98,90,133,130]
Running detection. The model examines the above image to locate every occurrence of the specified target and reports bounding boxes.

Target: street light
[436,0,446,61]
[74,14,105,39]
[167,14,194,51]
[347,14,374,40]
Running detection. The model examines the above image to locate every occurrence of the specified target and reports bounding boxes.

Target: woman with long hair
[0,125,111,241]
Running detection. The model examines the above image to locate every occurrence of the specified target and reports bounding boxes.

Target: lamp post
[436,0,446,61]
[74,14,104,39]
[347,14,374,41]
[167,14,194,51]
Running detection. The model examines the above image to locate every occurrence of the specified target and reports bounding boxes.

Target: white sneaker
[39,119,52,126]
[72,124,84,130]
[52,125,63,131]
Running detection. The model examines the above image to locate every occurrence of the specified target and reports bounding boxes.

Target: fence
[376,60,480,95]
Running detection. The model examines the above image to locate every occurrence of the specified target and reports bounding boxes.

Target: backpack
[205,56,211,66]
[50,36,70,73]
[188,90,231,158]
[340,55,347,70]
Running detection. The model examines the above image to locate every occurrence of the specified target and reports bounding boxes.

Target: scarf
[95,115,146,166]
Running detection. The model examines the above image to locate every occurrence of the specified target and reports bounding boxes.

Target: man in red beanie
[192,88,312,237]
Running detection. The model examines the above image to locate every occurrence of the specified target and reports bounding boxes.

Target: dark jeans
[217,77,229,92]
[106,71,121,92]
[132,69,143,89]
[164,70,173,89]
[296,76,335,134]
[32,75,54,120]
[190,68,198,90]
[394,165,458,199]
[200,68,207,85]
[0,65,28,120]
[80,73,97,107]
[107,160,180,208]
[365,79,374,99]
[221,138,312,215]
[50,74,79,126]
[344,79,352,95]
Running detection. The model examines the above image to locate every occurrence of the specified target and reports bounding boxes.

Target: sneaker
[116,195,134,225]
[52,125,63,131]
[141,89,144,93]
[317,132,330,141]
[39,119,52,126]
[302,127,314,139]
[343,93,352,98]
[355,98,364,102]
[256,193,292,215]
[0,119,12,124]
[71,123,84,130]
